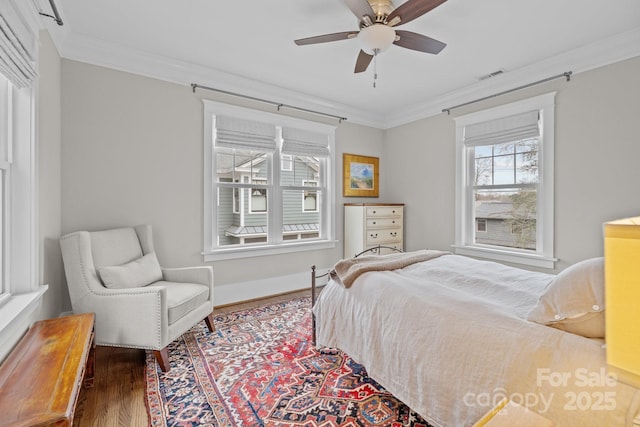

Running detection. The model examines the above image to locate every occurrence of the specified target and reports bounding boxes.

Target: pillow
[527,257,605,338]
[98,252,163,289]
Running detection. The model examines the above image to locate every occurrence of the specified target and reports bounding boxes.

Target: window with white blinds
[215,115,277,152]
[203,100,336,260]
[0,0,42,347]
[454,93,556,269]
[0,3,38,88]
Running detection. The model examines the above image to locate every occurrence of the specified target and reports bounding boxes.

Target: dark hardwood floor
[73,289,310,426]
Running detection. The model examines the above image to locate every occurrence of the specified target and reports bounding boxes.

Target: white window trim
[453,92,557,269]
[202,100,336,261]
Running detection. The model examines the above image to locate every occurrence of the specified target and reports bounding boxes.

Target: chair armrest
[161,266,213,287]
[75,286,169,349]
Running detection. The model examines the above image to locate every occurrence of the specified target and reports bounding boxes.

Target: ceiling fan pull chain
[373,48,378,88]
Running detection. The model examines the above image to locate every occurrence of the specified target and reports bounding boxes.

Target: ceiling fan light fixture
[358,24,396,55]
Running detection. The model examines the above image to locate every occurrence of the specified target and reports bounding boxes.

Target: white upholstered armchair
[59,224,214,371]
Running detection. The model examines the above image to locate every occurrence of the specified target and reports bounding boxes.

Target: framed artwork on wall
[343,153,379,197]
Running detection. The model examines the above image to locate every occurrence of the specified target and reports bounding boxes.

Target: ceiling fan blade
[387,0,448,26]
[295,31,359,46]
[354,50,373,73]
[393,30,446,54]
[343,0,375,22]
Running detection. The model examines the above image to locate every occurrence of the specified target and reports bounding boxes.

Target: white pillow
[527,257,605,338]
[98,252,163,289]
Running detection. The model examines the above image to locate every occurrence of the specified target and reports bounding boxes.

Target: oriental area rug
[145,296,433,427]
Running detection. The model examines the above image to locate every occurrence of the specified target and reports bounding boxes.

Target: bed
[312,250,640,427]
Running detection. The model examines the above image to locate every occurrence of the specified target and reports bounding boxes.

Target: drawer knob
[372,210,376,214]
[392,220,396,224]
[373,221,376,224]
[392,210,396,213]
[391,232,397,237]
[370,233,378,238]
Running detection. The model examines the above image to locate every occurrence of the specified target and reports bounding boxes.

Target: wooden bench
[0,313,96,427]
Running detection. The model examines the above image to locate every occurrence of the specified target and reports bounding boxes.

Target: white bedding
[313,254,640,427]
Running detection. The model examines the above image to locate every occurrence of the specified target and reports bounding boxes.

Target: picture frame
[343,153,379,197]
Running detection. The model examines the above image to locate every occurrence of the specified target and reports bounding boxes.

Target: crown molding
[49,25,640,130]
[381,26,640,129]
[54,33,385,128]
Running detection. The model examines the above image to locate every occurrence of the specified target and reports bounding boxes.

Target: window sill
[0,285,48,360]
[452,244,556,269]
[204,239,337,262]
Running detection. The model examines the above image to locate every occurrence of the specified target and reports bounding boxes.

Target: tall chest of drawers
[344,203,404,258]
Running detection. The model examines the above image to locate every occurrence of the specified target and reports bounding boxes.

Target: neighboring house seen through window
[203,101,336,260]
[302,180,318,213]
[454,93,556,268]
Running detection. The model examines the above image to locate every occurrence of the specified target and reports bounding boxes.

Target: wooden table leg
[84,332,96,388]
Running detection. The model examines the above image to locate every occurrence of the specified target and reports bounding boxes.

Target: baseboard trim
[213,268,330,307]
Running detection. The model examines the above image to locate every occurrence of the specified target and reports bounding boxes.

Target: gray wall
[384,56,640,272]
[60,60,384,304]
[53,49,640,310]
[38,30,65,318]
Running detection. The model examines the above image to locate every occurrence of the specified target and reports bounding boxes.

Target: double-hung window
[203,100,336,260]
[454,93,556,268]
[0,0,43,355]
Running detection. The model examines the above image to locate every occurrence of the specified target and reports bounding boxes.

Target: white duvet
[313,254,640,426]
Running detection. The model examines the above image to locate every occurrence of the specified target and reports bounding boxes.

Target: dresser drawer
[366,229,402,245]
[366,243,403,255]
[365,206,403,218]
[366,217,401,228]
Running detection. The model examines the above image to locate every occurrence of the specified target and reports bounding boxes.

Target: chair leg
[204,313,216,332]
[154,348,170,372]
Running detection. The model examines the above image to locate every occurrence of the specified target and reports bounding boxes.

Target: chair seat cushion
[148,281,210,325]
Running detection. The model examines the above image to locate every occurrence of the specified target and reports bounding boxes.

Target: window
[0,64,39,301]
[281,154,293,171]
[454,93,556,269]
[250,179,267,213]
[0,1,45,357]
[302,180,318,212]
[203,100,336,260]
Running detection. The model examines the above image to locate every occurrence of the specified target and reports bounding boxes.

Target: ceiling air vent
[479,69,505,81]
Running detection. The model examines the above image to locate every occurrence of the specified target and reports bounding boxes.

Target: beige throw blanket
[331,249,449,288]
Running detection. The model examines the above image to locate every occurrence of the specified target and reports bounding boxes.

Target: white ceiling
[45,0,640,128]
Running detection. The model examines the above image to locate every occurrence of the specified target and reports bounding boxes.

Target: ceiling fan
[294,0,448,74]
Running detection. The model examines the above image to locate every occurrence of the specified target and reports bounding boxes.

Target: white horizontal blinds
[281,127,330,157]
[215,115,277,152]
[464,110,539,146]
[0,8,37,89]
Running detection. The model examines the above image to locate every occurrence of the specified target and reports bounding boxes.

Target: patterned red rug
[145,296,433,426]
